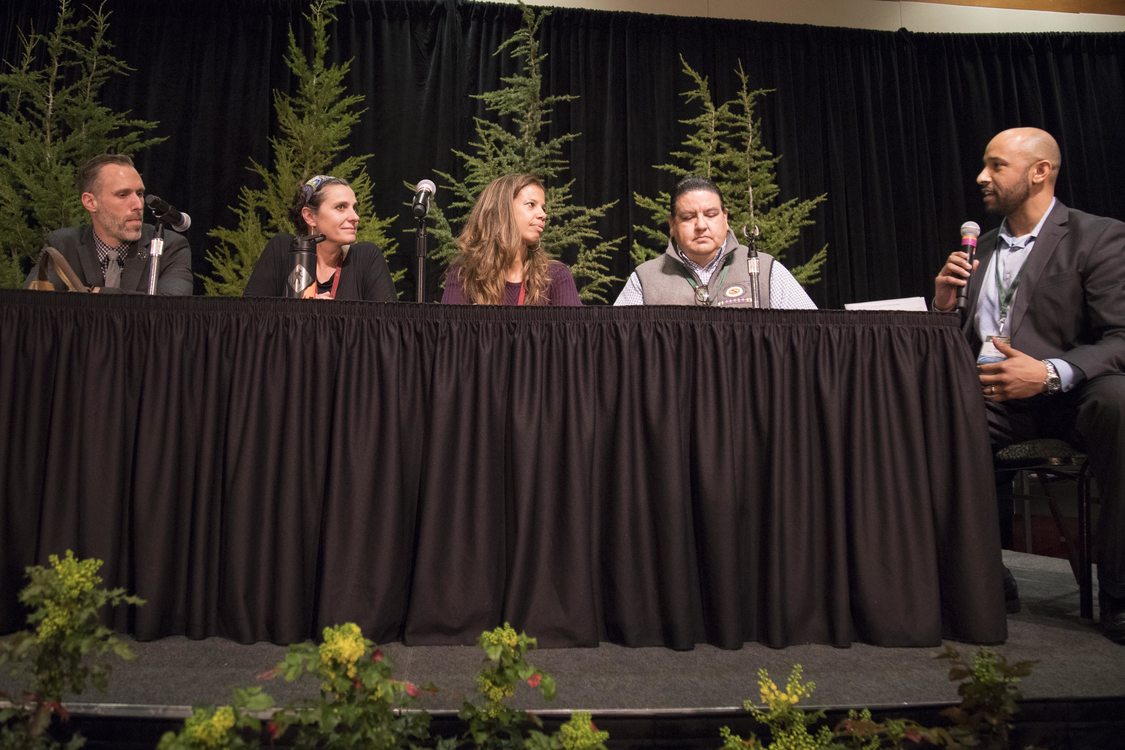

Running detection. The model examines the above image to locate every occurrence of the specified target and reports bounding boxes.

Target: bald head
[989,127,1061,185]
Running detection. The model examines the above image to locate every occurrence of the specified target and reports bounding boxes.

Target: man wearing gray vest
[613,176,815,309]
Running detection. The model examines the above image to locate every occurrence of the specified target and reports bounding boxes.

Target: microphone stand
[743,225,761,309]
[145,221,166,296]
[415,217,427,303]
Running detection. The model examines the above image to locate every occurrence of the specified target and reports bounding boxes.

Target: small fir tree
[0,0,164,288]
[204,0,399,297]
[429,2,619,303]
[632,56,827,286]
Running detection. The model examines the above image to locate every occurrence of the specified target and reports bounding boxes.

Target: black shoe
[1003,567,1021,614]
[1100,592,1125,644]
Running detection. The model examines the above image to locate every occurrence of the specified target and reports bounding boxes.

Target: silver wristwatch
[1042,359,1062,395]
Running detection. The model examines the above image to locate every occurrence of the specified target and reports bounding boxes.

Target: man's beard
[109,215,143,243]
[984,174,1032,216]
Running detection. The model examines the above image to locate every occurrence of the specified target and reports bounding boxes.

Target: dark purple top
[441,260,582,306]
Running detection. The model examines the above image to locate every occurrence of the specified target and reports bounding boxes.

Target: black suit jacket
[964,201,1125,382]
[24,223,193,295]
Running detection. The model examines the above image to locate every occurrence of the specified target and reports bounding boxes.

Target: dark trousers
[988,374,1125,599]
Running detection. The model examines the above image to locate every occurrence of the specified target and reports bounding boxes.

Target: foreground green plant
[936,644,1036,749]
[266,622,433,748]
[155,621,602,749]
[0,551,144,749]
[156,688,272,750]
[156,622,433,749]
[720,647,1037,749]
[459,623,562,749]
[551,712,609,750]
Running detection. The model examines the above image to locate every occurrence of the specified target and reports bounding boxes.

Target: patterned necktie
[104,249,122,288]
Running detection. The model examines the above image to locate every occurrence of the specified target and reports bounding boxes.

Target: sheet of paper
[844,296,928,312]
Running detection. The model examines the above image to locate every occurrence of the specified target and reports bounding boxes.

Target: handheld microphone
[144,194,192,233]
[954,220,981,312]
[286,233,324,299]
[412,179,436,219]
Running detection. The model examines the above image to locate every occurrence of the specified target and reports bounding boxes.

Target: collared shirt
[677,241,729,282]
[974,198,1079,391]
[92,231,131,285]
[613,238,817,308]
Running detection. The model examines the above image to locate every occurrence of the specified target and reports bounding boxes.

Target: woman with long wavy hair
[441,174,581,305]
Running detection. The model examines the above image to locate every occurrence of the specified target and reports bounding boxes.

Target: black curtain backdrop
[0,291,1006,648]
[2,1,1123,303]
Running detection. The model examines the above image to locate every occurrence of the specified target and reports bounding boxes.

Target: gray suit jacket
[24,223,193,295]
[963,201,1125,382]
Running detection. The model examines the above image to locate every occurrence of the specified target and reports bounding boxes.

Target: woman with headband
[244,175,396,301]
[441,174,581,306]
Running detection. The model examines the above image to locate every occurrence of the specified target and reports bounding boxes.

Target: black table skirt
[0,291,1006,648]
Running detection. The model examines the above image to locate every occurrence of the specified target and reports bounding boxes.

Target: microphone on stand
[742,224,762,309]
[286,233,324,299]
[412,179,436,219]
[142,194,191,293]
[954,220,981,312]
[412,179,436,302]
[144,194,192,232]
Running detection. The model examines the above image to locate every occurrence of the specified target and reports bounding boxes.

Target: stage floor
[4,551,1125,747]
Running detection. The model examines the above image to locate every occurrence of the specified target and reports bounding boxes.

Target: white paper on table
[844,296,928,312]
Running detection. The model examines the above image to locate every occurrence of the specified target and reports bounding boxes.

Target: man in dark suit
[24,153,192,294]
[935,127,1125,643]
